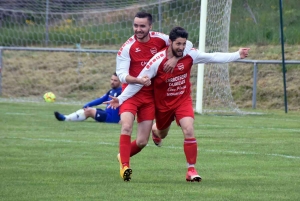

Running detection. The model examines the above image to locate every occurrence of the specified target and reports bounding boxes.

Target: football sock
[130,140,142,157]
[184,138,197,165]
[119,134,131,168]
[65,109,86,121]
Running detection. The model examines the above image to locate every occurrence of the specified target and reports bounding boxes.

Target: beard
[171,47,183,58]
[135,30,150,40]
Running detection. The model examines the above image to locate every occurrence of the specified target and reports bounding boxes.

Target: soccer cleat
[54,111,66,121]
[152,131,162,147]
[117,154,132,181]
[117,153,122,170]
[186,169,202,182]
[120,166,132,182]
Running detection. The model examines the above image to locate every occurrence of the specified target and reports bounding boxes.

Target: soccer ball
[43,92,56,103]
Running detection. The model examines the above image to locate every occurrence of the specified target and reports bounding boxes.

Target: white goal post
[196,0,208,114]
[0,0,241,114]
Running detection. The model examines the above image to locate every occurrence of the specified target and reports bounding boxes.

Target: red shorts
[120,93,155,123]
[155,97,194,130]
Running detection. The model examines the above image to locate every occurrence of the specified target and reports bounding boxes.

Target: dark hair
[169,27,188,42]
[113,72,117,76]
[135,11,153,25]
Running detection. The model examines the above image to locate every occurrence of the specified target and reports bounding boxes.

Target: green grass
[1,102,300,200]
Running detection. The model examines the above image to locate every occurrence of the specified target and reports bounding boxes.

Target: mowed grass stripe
[2,135,300,160]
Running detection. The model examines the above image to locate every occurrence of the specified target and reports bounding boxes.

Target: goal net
[0,0,241,113]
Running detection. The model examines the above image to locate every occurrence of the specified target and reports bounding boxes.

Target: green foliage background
[0,0,300,46]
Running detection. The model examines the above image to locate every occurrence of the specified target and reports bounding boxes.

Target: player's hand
[138,76,151,86]
[103,95,120,109]
[239,48,250,59]
[163,56,178,73]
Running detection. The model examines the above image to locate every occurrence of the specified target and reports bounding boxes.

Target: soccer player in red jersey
[116,12,193,181]
[108,26,250,182]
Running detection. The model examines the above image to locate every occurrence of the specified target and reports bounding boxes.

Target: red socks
[184,138,198,165]
[130,140,142,157]
[119,136,144,167]
[119,134,131,167]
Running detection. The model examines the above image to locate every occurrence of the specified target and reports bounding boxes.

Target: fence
[0,46,299,110]
[235,59,300,109]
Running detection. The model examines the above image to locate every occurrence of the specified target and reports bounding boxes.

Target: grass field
[1,101,300,201]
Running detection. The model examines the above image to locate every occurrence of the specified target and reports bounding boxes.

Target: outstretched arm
[83,93,109,108]
[191,47,250,64]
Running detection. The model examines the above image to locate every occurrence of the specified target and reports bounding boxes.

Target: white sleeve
[189,49,241,64]
[183,40,193,56]
[155,32,170,46]
[117,84,143,105]
[116,47,131,83]
[117,53,163,105]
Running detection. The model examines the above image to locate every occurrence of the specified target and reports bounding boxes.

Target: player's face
[171,37,187,58]
[110,75,121,89]
[133,17,152,42]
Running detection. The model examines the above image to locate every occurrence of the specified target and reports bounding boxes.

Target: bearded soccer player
[107,27,250,182]
[116,12,193,181]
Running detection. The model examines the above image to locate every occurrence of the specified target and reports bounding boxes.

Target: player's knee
[182,127,194,138]
[84,108,95,118]
[121,122,133,134]
[136,139,148,148]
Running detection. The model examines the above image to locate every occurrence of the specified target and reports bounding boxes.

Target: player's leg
[118,109,135,181]
[117,96,139,181]
[176,101,201,182]
[151,123,170,147]
[179,117,201,182]
[54,109,87,122]
[130,99,155,156]
[132,120,153,154]
[151,109,174,147]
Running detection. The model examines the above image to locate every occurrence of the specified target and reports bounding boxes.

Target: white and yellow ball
[43,92,56,103]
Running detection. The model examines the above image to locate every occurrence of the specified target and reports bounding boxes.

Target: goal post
[195,0,208,114]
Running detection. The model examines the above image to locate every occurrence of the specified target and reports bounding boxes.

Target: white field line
[5,112,34,115]
[2,136,300,160]
[194,124,300,133]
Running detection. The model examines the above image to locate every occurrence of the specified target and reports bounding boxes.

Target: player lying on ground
[105,27,250,182]
[54,72,122,123]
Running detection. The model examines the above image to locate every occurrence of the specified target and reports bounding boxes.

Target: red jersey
[116,31,169,96]
[117,48,240,110]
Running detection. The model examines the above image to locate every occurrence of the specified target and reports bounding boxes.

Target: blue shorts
[94,108,107,122]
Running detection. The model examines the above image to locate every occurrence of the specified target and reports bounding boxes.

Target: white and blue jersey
[83,87,122,123]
